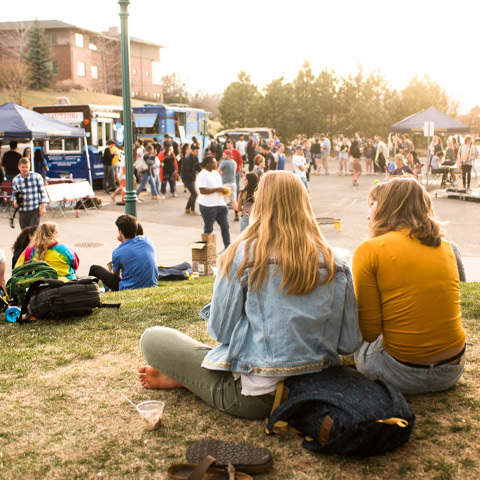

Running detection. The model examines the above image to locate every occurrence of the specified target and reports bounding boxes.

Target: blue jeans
[136,171,159,197]
[235,171,240,198]
[240,215,249,232]
[200,204,230,248]
[354,335,466,395]
[161,173,176,194]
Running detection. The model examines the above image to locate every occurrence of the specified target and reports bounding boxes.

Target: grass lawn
[1,278,479,480]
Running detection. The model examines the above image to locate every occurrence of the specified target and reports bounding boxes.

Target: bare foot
[138,365,184,390]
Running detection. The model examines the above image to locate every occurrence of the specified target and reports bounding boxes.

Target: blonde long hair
[219,171,336,295]
[34,223,59,260]
[368,177,444,247]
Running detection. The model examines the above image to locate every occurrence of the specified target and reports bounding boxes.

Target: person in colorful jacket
[17,223,79,280]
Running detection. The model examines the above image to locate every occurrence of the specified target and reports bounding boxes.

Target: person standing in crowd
[33,148,49,183]
[159,141,178,198]
[19,222,79,280]
[12,157,48,230]
[247,134,257,172]
[374,135,388,173]
[191,136,200,149]
[225,140,243,198]
[237,172,259,232]
[152,137,162,155]
[89,215,158,291]
[292,145,309,190]
[22,147,32,161]
[272,133,281,152]
[163,134,179,157]
[253,154,265,179]
[337,136,349,175]
[401,134,414,158]
[218,149,239,222]
[364,138,375,175]
[350,136,362,187]
[311,138,322,175]
[1,141,22,180]
[102,140,117,194]
[196,155,230,252]
[181,144,201,215]
[457,135,477,191]
[275,143,286,170]
[320,134,331,175]
[235,134,248,167]
[135,145,161,201]
[134,139,144,184]
[389,153,414,177]
[260,144,276,172]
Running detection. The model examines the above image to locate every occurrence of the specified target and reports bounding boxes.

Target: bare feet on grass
[138,365,184,389]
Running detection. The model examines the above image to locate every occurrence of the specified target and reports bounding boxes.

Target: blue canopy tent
[0,102,92,183]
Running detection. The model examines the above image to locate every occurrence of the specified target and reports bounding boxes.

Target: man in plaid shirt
[12,157,49,230]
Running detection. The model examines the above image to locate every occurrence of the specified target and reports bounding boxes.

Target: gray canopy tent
[389,107,470,188]
[390,107,470,134]
[0,102,91,183]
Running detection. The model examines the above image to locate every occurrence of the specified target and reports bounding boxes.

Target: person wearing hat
[218,149,239,221]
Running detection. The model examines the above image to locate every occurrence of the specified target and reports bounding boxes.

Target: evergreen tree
[25,20,54,89]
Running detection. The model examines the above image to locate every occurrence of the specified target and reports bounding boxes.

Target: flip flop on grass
[186,439,273,474]
[168,455,253,479]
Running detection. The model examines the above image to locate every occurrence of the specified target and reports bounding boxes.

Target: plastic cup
[136,400,165,430]
[222,187,231,197]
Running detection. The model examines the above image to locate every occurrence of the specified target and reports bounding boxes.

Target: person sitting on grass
[89,215,158,291]
[17,223,79,280]
[353,177,466,395]
[11,225,37,269]
[138,171,361,420]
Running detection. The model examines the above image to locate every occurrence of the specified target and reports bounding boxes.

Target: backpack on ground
[6,261,59,305]
[19,276,120,322]
[265,366,415,457]
[158,262,193,281]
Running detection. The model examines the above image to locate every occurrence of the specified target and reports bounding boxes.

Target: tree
[162,73,188,104]
[292,61,319,137]
[400,75,449,118]
[190,91,221,120]
[458,106,480,139]
[0,60,30,105]
[25,20,54,89]
[218,71,261,129]
[259,77,296,140]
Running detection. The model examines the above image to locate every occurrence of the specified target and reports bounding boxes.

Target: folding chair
[70,181,99,214]
[0,180,14,218]
[45,183,76,217]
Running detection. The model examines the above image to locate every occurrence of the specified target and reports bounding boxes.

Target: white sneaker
[158,195,166,200]
[171,193,178,197]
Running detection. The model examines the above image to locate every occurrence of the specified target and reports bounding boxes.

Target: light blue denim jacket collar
[200,241,361,376]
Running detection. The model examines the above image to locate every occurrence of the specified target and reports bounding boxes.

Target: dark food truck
[33,104,124,184]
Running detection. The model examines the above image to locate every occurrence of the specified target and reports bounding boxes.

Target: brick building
[0,20,164,101]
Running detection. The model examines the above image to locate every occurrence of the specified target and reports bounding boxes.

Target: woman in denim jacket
[139,171,361,420]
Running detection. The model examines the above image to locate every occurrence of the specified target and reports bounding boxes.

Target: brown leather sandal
[167,455,253,480]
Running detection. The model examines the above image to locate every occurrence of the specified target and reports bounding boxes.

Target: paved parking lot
[1,161,479,281]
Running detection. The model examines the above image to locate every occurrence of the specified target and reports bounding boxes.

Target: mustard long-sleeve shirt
[352,231,465,362]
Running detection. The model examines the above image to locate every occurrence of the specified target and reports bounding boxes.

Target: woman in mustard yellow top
[353,177,466,394]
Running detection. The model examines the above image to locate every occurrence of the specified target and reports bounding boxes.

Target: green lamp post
[118,0,136,216]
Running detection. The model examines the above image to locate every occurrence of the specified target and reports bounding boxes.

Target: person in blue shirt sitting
[89,215,158,291]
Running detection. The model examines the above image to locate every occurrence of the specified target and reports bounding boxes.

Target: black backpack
[19,277,120,322]
[265,366,415,457]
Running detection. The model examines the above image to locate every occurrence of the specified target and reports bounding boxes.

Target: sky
[3,0,479,113]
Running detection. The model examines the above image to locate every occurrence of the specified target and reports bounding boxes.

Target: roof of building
[0,20,164,48]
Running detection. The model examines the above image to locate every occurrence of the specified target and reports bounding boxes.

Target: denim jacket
[200,241,361,376]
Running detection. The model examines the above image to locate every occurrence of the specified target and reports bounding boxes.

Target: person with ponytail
[138,171,361,420]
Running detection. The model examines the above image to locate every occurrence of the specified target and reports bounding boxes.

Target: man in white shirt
[235,134,248,164]
[292,145,309,191]
[196,155,231,251]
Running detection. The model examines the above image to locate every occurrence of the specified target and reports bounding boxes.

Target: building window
[47,31,57,45]
[75,33,84,48]
[133,68,137,76]
[152,62,161,85]
[91,65,98,79]
[77,62,86,77]
[89,42,97,51]
[146,70,149,77]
